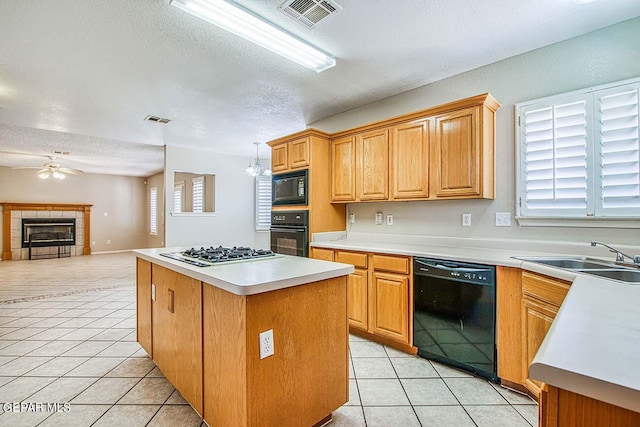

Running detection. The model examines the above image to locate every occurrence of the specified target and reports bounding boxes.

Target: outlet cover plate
[259,329,274,359]
[462,213,471,226]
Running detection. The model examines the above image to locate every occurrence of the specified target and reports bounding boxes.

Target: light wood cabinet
[329,93,498,203]
[310,247,335,262]
[348,268,369,331]
[370,271,409,343]
[390,119,430,199]
[152,265,203,414]
[331,136,357,202]
[270,137,309,173]
[521,271,570,398]
[136,258,152,357]
[357,129,389,201]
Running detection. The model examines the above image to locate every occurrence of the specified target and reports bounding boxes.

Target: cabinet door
[152,265,203,414]
[289,138,310,169]
[390,119,429,199]
[136,258,152,357]
[358,129,389,201]
[331,136,357,202]
[311,248,334,261]
[522,296,557,397]
[271,144,288,173]
[348,268,368,331]
[433,106,481,197]
[370,272,409,344]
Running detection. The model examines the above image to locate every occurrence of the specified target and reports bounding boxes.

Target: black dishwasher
[413,257,497,382]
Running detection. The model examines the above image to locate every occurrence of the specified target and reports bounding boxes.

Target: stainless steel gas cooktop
[160,246,276,267]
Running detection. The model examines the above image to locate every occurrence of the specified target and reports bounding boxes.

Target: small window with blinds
[192,176,204,214]
[173,181,184,214]
[517,77,640,221]
[149,186,158,235]
[256,175,272,231]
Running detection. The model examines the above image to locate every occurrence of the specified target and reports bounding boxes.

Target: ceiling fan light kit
[169,0,336,72]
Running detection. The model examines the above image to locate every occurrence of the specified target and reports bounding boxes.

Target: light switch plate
[495,212,512,227]
[386,214,394,225]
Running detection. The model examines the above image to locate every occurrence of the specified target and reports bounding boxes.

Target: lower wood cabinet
[370,271,409,343]
[136,258,152,357]
[151,264,203,415]
[313,248,412,348]
[521,271,570,398]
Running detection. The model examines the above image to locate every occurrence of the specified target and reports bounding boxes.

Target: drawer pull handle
[168,289,174,313]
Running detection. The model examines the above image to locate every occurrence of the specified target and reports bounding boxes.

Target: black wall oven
[270,210,308,257]
[413,257,497,382]
[272,169,308,206]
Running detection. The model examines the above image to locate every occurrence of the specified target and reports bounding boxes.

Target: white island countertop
[133,247,354,296]
[311,232,640,413]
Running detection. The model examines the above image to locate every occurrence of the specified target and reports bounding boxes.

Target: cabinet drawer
[372,254,410,274]
[522,271,570,308]
[335,251,368,268]
[311,248,335,262]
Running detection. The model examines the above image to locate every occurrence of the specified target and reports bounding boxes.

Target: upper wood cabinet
[390,119,430,200]
[358,129,389,201]
[433,106,481,198]
[270,137,309,173]
[329,93,499,203]
[331,136,357,202]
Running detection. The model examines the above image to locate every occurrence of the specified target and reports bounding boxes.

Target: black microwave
[272,169,308,206]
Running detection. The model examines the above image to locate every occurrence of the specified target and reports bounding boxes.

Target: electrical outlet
[349,213,355,224]
[462,213,471,226]
[107,239,111,244]
[495,212,512,227]
[259,329,274,359]
[151,284,156,301]
[386,214,394,225]
[103,212,108,217]
[375,212,383,225]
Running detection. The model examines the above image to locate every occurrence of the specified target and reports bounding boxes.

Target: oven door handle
[270,227,307,233]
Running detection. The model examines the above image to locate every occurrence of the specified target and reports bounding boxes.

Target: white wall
[164,145,270,248]
[0,166,148,253]
[309,17,640,246]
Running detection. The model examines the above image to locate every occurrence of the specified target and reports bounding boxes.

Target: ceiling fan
[12,155,84,180]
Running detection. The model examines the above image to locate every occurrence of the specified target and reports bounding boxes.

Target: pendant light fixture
[245,142,271,177]
[169,0,336,72]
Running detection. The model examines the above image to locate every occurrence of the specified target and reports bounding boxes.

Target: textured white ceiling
[0,0,639,176]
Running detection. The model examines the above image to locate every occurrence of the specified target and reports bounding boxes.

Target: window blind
[192,177,204,213]
[150,187,158,235]
[521,99,588,215]
[596,86,640,215]
[256,175,272,231]
[173,184,183,214]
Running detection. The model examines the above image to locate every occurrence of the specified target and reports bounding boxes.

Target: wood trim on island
[1,202,92,260]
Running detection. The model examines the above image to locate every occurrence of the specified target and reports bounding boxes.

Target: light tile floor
[0,253,538,426]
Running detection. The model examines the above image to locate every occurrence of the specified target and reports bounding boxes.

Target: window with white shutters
[173,182,184,214]
[192,176,204,214]
[150,186,158,235]
[256,175,272,231]
[517,77,640,221]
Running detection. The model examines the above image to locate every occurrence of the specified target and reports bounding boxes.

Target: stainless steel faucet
[590,241,640,266]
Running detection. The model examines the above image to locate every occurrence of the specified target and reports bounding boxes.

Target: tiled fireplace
[1,203,92,260]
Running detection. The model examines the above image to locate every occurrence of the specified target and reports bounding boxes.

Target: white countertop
[311,233,640,413]
[133,247,354,296]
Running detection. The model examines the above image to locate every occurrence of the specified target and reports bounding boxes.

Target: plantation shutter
[520,96,590,216]
[595,84,640,216]
[192,176,204,213]
[256,175,272,231]
[173,183,183,213]
[150,187,158,235]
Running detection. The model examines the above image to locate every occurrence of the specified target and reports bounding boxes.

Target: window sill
[516,216,640,229]
[170,212,218,217]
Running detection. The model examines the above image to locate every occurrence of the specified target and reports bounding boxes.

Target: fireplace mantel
[1,203,92,261]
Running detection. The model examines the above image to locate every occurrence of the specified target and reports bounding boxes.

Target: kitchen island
[134,247,354,427]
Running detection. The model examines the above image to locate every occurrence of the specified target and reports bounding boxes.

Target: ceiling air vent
[144,115,171,124]
[279,0,341,29]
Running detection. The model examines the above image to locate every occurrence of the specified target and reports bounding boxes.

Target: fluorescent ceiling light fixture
[170,0,336,72]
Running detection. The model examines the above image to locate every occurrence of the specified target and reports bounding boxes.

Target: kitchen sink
[578,269,640,284]
[516,256,640,284]
[516,257,613,270]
